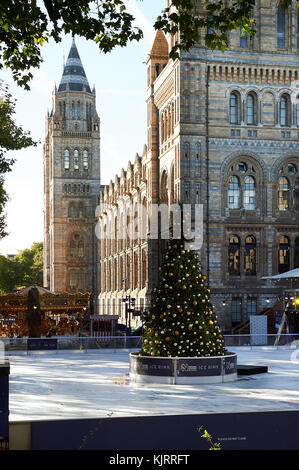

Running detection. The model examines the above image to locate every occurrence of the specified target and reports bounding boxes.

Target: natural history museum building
[44,1,299,332]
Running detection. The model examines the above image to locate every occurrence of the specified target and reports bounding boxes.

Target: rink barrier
[9,409,299,450]
[0,334,299,354]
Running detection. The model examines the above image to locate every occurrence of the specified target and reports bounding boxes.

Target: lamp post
[122,296,136,333]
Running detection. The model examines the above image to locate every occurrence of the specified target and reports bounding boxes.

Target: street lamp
[122,296,136,332]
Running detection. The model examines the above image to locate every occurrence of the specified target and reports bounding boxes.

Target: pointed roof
[58,38,91,93]
[150,30,169,58]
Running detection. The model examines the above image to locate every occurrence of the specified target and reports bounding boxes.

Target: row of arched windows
[228,234,299,276]
[63,183,90,194]
[276,3,299,49]
[101,250,147,292]
[101,213,147,257]
[64,149,89,170]
[160,101,175,144]
[278,236,299,273]
[228,235,257,276]
[216,4,299,51]
[229,91,299,127]
[227,159,299,212]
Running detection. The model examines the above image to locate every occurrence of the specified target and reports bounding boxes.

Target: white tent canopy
[262,268,299,280]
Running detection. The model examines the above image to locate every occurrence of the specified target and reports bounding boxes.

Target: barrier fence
[0,334,299,353]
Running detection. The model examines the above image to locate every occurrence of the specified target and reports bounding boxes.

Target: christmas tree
[140,239,225,357]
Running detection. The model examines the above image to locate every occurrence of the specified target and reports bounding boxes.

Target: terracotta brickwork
[43,40,102,297]
[97,2,299,331]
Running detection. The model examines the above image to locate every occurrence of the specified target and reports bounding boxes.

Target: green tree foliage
[0,0,143,89]
[140,239,225,357]
[0,83,36,238]
[0,242,43,294]
[2,0,293,88]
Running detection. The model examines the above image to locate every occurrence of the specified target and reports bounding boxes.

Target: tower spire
[58,38,91,93]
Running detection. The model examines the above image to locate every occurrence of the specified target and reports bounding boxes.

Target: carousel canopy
[17,286,54,295]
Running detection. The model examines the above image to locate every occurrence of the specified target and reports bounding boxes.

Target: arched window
[78,203,85,218]
[83,150,88,170]
[277,4,286,49]
[126,255,131,289]
[74,149,79,170]
[72,102,75,119]
[170,165,175,205]
[160,171,169,205]
[246,93,256,125]
[278,235,290,273]
[278,176,289,211]
[244,235,256,276]
[277,162,299,211]
[243,176,256,210]
[296,96,299,126]
[279,94,290,126]
[229,92,240,124]
[240,27,248,48]
[64,149,70,170]
[294,177,299,211]
[228,176,240,209]
[70,234,84,259]
[171,101,175,134]
[294,237,299,269]
[142,249,146,288]
[69,203,77,218]
[207,17,214,35]
[228,235,240,276]
[76,101,80,119]
[69,270,85,292]
[161,113,164,143]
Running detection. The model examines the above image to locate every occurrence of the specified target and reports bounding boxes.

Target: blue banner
[27,339,57,351]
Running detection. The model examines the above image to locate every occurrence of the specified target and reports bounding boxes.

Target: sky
[0,0,166,256]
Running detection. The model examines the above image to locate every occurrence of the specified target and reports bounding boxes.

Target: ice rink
[6,346,299,422]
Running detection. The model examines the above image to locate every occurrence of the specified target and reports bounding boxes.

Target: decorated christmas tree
[140,239,225,357]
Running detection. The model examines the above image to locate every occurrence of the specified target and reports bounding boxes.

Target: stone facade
[43,39,102,304]
[97,1,299,332]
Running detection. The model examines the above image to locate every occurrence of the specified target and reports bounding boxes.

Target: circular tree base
[130,352,237,384]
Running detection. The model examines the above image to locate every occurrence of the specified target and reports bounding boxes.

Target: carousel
[0,286,90,337]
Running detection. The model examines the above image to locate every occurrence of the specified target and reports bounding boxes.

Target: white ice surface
[6,347,299,422]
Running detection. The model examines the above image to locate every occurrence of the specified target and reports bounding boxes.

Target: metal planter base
[129,352,237,385]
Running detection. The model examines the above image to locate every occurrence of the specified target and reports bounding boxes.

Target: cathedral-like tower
[43,39,101,297]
